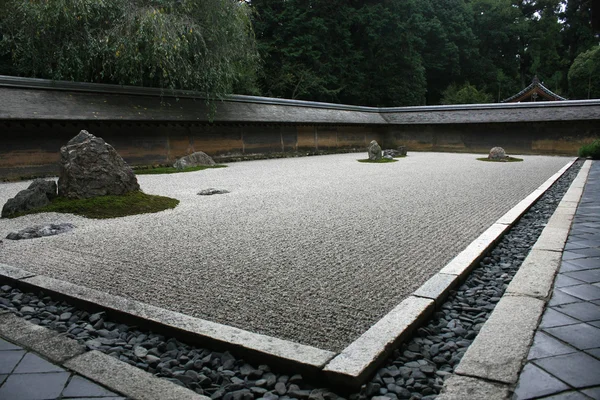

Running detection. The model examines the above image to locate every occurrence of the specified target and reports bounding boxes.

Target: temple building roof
[502,76,567,103]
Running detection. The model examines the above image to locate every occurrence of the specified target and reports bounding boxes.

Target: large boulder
[173,151,216,170]
[58,130,140,199]
[1,179,57,218]
[368,140,382,161]
[488,147,508,161]
[6,223,75,240]
[383,146,408,158]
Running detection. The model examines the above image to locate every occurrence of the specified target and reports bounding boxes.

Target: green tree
[0,0,259,100]
[441,82,492,104]
[568,45,600,99]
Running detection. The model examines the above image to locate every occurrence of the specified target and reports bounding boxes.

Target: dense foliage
[251,0,599,105]
[0,0,259,100]
[0,0,598,105]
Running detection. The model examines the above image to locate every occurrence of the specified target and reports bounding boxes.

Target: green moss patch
[134,165,227,175]
[7,191,179,219]
[358,158,398,163]
[477,157,523,162]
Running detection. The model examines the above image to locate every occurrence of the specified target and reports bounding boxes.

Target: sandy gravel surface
[0,153,571,351]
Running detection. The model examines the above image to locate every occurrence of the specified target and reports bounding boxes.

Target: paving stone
[549,290,583,307]
[539,308,580,328]
[13,352,65,374]
[62,397,126,400]
[0,338,21,351]
[563,251,588,261]
[555,275,585,288]
[565,269,600,284]
[560,261,587,273]
[62,375,120,397]
[554,302,600,322]
[513,363,569,399]
[566,248,600,259]
[533,352,600,388]
[527,331,577,360]
[565,257,600,270]
[0,374,7,385]
[588,320,600,328]
[544,323,600,350]
[0,350,25,374]
[538,391,593,400]
[581,386,600,399]
[0,371,70,400]
[559,284,600,301]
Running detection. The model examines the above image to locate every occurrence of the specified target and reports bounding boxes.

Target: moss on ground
[6,191,179,219]
[134,165,227,174]
[477,157,524,162]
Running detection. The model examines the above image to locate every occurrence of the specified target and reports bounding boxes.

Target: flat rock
[6,223,75,240]
[198,188,230,196]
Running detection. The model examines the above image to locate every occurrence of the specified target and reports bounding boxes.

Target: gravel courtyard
[0,152,572,352]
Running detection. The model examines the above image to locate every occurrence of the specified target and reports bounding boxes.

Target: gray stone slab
[454,296,545,384]
[0,264,36,280]
[412,273,458,304]
[527,331,577,360]
[549,290,582,307]
[565,269,600,284]
[513,362,570,399]
[506,249,562,299]
[62,375,119,398]
[582,387,600,399]
[323,296,434,386]
[540,390,594,400]
[533,352,600,388]
[436,374,510,400]
[65,350,208,400]
[554,302,600,322]
[0,349,25,374]
[559,283,600,301]
[21,275,335,370]
[555,275,585,288]
[0,375,7,385]
[0,337,21,351]
[0,314,84,363]
[544,323,600,350]
[13,352,65,373]
[0,372,70,400]
[539,308,580,328]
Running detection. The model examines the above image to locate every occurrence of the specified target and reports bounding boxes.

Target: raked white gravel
[0,152,572,351]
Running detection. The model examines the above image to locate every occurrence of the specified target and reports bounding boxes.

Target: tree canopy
[0,0,259,100]
[0,0,598,105]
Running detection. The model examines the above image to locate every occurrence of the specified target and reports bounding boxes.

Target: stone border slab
[439,159,592,399]
[0,158,579,391]
[0,314,206,400]
[66,350,207,400]
[10,273,336,375]
[0,313,84,363]
[436,375,511,400]
[322,296,434,387]
[453,295,545,384]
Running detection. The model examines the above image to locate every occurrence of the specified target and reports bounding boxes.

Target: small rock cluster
[6,223,74,240]
[382,147,407,159]
[1,179,57,218]
[0,160,582,400]
[174,151,216,170]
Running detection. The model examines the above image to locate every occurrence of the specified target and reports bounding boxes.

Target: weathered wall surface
[0,121,386,179]
[1,76,599,180]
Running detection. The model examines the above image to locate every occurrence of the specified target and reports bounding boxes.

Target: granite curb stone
[65,350,208,400]
[440,159,592,399]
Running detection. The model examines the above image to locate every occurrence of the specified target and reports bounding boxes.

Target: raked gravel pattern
[0,152,572,351]
[0,159,583,400]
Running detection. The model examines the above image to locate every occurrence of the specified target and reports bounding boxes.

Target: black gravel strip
[0,160,582,400]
